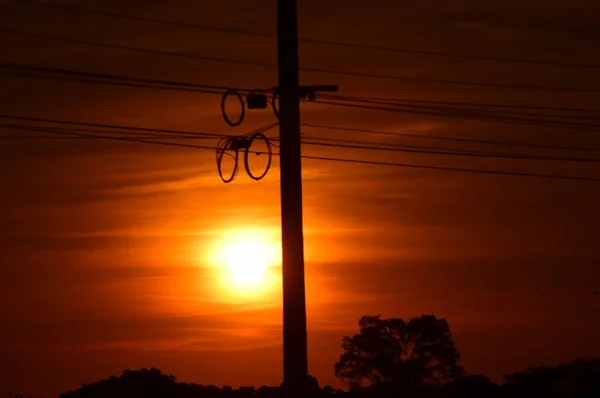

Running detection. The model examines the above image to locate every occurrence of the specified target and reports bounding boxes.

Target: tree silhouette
[334,314,463,388]
[442,374,500,398]
[502,358,600,397]
[60,368,181,398]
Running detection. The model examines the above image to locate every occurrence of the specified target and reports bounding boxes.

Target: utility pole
[276,1,338,391]
[276,0,308,391]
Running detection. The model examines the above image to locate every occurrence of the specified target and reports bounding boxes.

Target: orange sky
[1,0,600,396]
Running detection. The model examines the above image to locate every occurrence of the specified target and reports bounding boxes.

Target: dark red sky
[1,0,600,396]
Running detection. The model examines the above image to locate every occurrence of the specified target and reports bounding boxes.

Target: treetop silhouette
[334,314,464,389]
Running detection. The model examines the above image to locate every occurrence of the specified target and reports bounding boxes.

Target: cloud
[102,171,216,197]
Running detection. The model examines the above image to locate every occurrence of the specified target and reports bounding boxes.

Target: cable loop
[215,137,239,183]
[271,91,280,120]
[215,123,278,183]
[244,132,272,181]
[221,89,245,127]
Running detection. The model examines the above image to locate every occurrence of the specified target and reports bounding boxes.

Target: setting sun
[207,228,281,298]
[221,239,269,285]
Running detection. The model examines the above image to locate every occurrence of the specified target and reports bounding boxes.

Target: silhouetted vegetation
[334,314,463,388]
[501,358,600,398]
[54,315,599,398]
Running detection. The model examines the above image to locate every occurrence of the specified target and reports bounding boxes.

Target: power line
[299,38,600,70]
[7,63,600,128]
[302,123,600,153]
[15,0,600,70]
[29,126,600,182]
[0,123,225,139]
[320,94,600,114]
[6,64,600,131]
[0,115,598,182]
[6,66,600,142]
[5,64,600,138]
[0,134,214,139]
[299,139,600,162]
[5,124,224,151]
[299,135,550,157]
[3,27,600,94]
[7,61,600,116]
[2,111,598,162]
[0,62,248,92]
[300,67,600,94]
[321,94,600,122]
[0,28,274,68]
[8,121,597,161]
[311,100,600,133]
[4,122,596,163]
[5,63,600,134]
[299,154,600,182]
[0,63,257,97]
[4,66,600,154]
[313,98,600,129]
[13,0,275,38]
[0,69,228,96]
[0,114,236,138]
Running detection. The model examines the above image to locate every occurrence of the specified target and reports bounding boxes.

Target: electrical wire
[6,62,600,118]
[13,0,275,38]
[2,123,223,151]
[0,123,226,140]
[296,134,542,157]
[298,154,600,182]
[3,121,597,163]
[2,113,598,163]
[0,28,274,68]
[5,62,600,134]
[296,138,600,163]
[2,121,275,184]
[0,69,232,97]
[3,27,600,93]
[319,94,600,114]
[0,134,217,139]
[215,123,277,183]
[311,100,600,133]
[313,98,600,129]
[6,63,600,134]
[1,64,275,127]
[0,62,247,93]
[1,116,598,182]
[320,94,600,122]
[301,123,600,153]
[6,66,599,133]
[300,67,600,93]
[298,38,600,70]
[4,68,600,154]
[0,114,235,139]
[15,0,600,70]
[5,122,597,182]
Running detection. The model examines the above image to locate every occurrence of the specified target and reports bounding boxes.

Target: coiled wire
[221,88,280,126]
[215,136,240,183]
[215,123,278,183]
[220,88,246,127]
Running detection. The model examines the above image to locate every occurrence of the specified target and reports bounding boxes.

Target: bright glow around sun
[208,228,280,299]
[222,239,269,285]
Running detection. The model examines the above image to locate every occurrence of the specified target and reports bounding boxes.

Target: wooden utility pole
[276,0,308,391]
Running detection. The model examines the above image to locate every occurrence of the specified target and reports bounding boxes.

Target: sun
[222,239,269,285]
[208,228,280,297]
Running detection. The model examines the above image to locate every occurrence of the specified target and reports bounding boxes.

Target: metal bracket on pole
[271,85,338,119]
[272,85,338,100]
